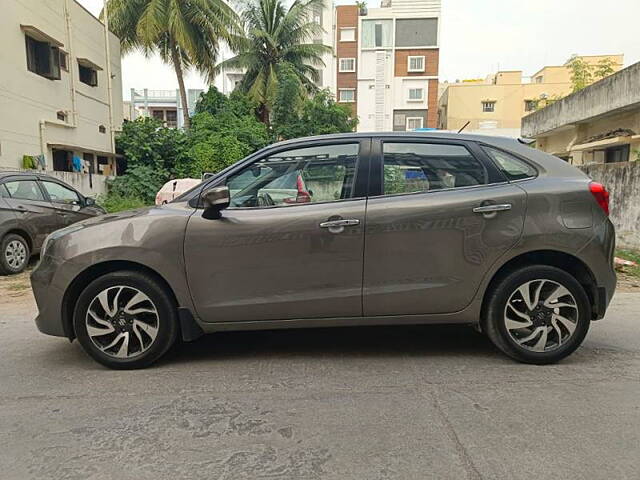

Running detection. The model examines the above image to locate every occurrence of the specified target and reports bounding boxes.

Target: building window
[524,100,537,112]
[78,63,98,86]
[339,58,356,72]
[25,35,61,80]
[482,101,496,112]
[59,50,68,71]
[362,20,392,48]
[407,56,425,73]
[56,111,67,122]
[340,28,356,42]
[98,125,107,134]
[395,18,438,47]
[338,89,356,103]
[408,88,424,101]
[406,117,424,130]
[535,76,543,83]
[166,110,178,128]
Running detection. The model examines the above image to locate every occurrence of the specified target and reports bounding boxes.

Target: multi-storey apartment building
[126,88,204,129]
[0,0,124,195]
[438,55,624,138]
[335,0,441,132]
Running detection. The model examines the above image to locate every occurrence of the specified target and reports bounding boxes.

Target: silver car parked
[31,133,616,369]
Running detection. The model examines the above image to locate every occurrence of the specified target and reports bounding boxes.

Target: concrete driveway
[0,275,639,480]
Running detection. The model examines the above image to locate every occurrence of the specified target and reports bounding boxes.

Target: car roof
[267,132,585,179]
[0,171,58,180]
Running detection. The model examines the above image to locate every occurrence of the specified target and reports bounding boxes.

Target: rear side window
[0,184,10,198]
[4,180,46,201]
[483,146,537,181]
[382,142,486,195]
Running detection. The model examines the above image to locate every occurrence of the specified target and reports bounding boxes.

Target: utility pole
[103,0,115,154]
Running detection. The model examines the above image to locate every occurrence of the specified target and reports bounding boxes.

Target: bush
[97,193,149,213]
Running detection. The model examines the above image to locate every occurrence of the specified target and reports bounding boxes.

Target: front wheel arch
[62,261,179,341]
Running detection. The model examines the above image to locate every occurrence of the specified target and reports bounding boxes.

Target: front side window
[4,180,46,201]
[483,147,537,180]
[42,181,81,204]
[226,144,359,208]
[383,143,486,195]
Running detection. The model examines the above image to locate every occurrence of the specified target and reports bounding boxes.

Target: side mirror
[84,197,96,207]
[201,186,230,211]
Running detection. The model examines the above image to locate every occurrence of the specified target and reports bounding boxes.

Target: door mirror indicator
[201,186,230,211]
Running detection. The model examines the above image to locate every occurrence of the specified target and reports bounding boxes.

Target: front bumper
[31,254,69,338]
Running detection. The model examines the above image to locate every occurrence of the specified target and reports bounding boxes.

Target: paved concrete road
[1,291,639,480]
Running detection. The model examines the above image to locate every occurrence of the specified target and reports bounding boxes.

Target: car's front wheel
[73,271,178,369]
[484,265,591,364]
[0,233,30,275]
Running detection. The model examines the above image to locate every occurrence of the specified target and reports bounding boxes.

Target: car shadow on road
[165,324,503,366]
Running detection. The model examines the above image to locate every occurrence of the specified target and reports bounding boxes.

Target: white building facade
[335,0,441,132]
[0,0,124,195]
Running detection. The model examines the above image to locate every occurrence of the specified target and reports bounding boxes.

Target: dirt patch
[0,266,35,303]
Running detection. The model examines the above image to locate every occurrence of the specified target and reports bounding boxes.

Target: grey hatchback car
[31,133,616,369]
[0,172,105,275]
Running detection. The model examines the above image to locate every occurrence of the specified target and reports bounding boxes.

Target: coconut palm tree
[217,0,332,126]
[105,0,240,129]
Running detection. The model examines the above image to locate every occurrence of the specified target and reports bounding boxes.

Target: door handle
[320,218,360,234]
[473,204,512,214]
[320,219,360,228]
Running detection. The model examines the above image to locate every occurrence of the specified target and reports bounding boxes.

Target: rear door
[363,138,526,316]
[39,180,90,226]
[1,177,60,250]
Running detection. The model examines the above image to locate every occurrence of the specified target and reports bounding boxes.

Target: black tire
[73,270,178,369]
[0,233,30,275]
[483,265,591,364]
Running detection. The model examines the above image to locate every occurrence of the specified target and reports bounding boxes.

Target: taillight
[589,182,609,216]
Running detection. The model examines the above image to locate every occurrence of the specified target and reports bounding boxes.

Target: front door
[184,140,369,323]
[1,177,61,250]
[363,139,526,316]
[40,180,90,226]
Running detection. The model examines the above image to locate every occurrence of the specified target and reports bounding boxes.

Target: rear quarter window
[483,146,537,181]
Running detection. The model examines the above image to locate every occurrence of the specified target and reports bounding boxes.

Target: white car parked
[155,178,202,205]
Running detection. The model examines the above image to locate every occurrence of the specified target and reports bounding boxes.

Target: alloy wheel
[86,286,160,359]
[5,240,27,270]
[503,279,579,352]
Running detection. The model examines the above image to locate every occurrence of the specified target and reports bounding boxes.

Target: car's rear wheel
[0,233,30,275]
[73,271,178,369]
[484,265,591,364]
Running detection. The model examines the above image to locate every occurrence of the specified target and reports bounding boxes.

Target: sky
[79,0,640,98]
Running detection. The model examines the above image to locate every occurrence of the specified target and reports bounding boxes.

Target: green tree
[216,0,332,126]
[594,57,616,81]
[177,87,270,178]
[273,88,358,140]
[109,117,187,203]
[566,55,593,92]
[566,55,618,93]
[105,0,239,129]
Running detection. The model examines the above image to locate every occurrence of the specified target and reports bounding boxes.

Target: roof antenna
[457,121,470,133]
